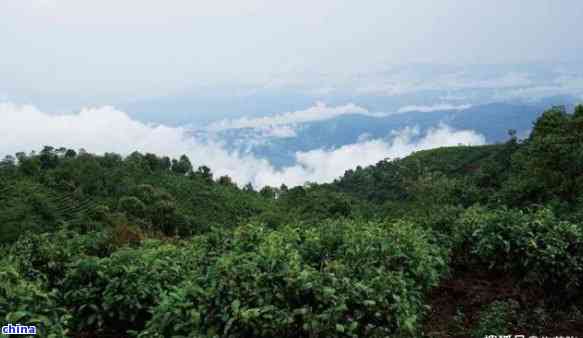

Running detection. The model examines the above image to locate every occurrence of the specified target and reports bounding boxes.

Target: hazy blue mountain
[120,63,583,127]
[213,96,578,167]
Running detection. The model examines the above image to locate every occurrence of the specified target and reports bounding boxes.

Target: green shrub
[118,196,147,218]
[403,204,464,243]
[0,256,71,337]
[62,240,205,333]
[471,300,516,338]
[140,221,448,338]
[456,206,583,293]
[10,228,113,287]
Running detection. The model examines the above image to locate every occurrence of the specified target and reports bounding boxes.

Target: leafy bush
[118,196,147,218]
[400,204,464,247]
[456,207,583,293]
[471,300,516,338]
[502,106,583,205]
[140,221,448,338]
[0,256,71,337]
[62,240,205,333]
[10,228,113,287]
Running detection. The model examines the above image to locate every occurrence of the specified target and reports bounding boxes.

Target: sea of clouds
[0,102,485,188]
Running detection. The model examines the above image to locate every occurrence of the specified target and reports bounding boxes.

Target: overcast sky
[2,0,583,107]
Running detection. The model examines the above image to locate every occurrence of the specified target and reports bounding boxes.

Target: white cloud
[253,124,485,187]
[492,75,583,101]
[205,101,470,141]
[207,102,368,131]
[357,133,372,142]
[309,87,337,96]
[356,82,417,96]
[449,72,533,89]
[4,1,583,107]
[438,93,471,101]
[356,72,533,96]
[0,102,485,189]
[258,125,297,138]
[0,102,274,185]
[397,103,471,113]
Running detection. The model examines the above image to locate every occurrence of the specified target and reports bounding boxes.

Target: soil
[423,267,583,337]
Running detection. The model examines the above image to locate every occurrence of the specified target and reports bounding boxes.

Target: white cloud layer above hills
[206,102,472,138]
[206,102,369,132]
[0,102,485,188]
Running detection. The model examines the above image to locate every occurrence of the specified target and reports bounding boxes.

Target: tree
[17,153,40,176]
[64,149,77,158]
[0,155,16,176]
[160,156,172,171]
[217,175,236,187]
[150,199,178,235]
[118,196,147,218]
[243,182,255,192]
[131,184,157,205]
[279,184,288,194]
[144,153,163,172]
[505,106,583,204]
[101,153,123,168]
[574,104,583,119]
[193,165,213,183]
[171,155,193,175]
[259,186,277,199]
[39,146,59,170]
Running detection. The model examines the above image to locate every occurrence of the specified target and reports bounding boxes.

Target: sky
[1,1,582,187]
[2,0,583,108]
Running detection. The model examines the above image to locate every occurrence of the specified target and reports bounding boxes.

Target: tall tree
[507,105,583,204]
[172,155,193,175]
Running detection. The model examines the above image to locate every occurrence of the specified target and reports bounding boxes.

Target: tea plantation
[2,105,583,337]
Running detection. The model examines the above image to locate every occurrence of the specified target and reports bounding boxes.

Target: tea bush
[471,300,517,338]
[0,256,71,337]
[139,221,448,338]
[62,240,205,333]
[10,228,113,288]
[456,206,583,293]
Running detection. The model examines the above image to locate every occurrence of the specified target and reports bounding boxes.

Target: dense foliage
[1,105,583,337]
[139,221,446,338]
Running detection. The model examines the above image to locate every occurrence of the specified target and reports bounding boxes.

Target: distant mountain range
[208,96,579,167]
[119,64,583,169]
[120,63,583,127]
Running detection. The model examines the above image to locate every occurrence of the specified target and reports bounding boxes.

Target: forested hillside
[2,105,583,337]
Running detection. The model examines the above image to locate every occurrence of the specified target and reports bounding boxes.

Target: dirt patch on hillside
[423,268,583,337]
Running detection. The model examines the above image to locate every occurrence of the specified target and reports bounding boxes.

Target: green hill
[1,105,583,337]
